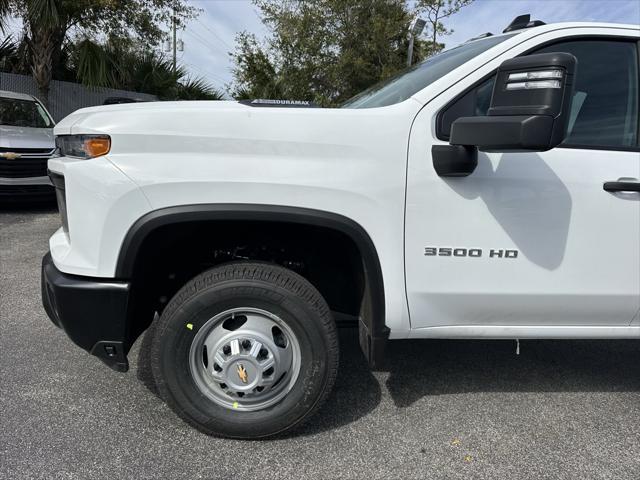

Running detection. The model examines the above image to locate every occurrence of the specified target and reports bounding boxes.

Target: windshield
[342,34,515,109]
[0,97,54,128]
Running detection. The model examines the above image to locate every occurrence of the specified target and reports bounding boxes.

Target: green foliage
[417,0,474,48]
[0,35,33,75]
[0,36,17,70]
[1,0,197,105]
[231,0,468,107]
[70,38,223,100]
[171,76,223,101]
[73,38,118,88]
[1,32,223,101]
[232,31,284,100]
[0,0,8,32]
[9,0,195,45]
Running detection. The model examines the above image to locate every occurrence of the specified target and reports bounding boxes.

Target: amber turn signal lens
[84,136,111,157]
[55,135,111,159]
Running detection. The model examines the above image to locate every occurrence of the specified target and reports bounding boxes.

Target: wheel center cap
[226,359,258,389]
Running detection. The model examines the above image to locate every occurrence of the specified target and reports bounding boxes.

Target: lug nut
[241,339,251,349]
[258,348,268,359]
[222,345,231,355]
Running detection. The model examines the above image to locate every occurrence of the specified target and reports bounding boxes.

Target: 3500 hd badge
[424,247,518,258]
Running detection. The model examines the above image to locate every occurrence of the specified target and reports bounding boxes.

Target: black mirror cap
[432,145,478,177]
[489,52,577,118]
[450,115,555,152]
[450,52,577,152]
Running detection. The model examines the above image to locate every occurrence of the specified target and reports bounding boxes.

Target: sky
[179,0,640,94]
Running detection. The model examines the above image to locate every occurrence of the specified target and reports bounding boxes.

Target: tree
[232,31,284,101]
[1,32,221,100]
[417,0,473,53]
[231,0,441,107]
[0,36,28,73]
[72,37,224,100]
[0,0,9,33]
[2,0,196,107]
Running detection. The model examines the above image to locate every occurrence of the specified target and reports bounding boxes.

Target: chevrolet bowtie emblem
[0,152,21,160]
[237,363,248,384]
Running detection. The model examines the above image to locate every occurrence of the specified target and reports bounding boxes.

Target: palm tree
[0,36,16,64]
[3,0,196,107]
[0,35,31,74]
[73,38,224,100]
[0,0,9,33]
[172,77,224,100]
[20,0,66,108]
[2,0,222,102]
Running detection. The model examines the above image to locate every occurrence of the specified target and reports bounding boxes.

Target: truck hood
[0,125,55,149]
[53,99,414,141]
[52,100,418,175]
[54,100,246,135]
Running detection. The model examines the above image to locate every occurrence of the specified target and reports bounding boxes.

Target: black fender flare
[116,204,389,368]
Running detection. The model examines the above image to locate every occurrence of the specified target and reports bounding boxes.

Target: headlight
[55,135,111,159]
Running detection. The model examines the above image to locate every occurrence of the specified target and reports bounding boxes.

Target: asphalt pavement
[1,206,639,480]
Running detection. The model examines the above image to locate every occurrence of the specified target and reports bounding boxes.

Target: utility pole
[406,35,414,68]
[172,10,177,74]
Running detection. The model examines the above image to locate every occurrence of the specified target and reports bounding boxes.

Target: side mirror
[450,52,577,152]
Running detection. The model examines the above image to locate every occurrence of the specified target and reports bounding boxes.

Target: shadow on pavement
[383,338,640,408]
[294,328,381,437]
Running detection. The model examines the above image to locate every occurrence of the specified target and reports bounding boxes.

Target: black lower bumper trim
[90,341,129,372]
[41,252,131,372]
[0,184,54,200]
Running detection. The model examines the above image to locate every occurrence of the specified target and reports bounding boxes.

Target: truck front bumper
[0,176,54,200]
[41,252,131,372]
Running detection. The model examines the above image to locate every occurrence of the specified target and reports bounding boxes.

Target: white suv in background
[42,17,639,438]
[0,90,56,201]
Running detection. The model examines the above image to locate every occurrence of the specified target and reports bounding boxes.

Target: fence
[0,72,157,121]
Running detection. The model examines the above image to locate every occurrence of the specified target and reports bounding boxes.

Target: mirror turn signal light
[506,69,563,90]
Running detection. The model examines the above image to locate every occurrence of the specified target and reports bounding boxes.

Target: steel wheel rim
[188,307,302,411]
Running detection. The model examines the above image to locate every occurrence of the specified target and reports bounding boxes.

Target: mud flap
[358,317,389,370]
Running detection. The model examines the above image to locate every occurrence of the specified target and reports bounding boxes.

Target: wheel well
[122,212,384,352]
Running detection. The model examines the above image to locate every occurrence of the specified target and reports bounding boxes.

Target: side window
[535,40,638,148]
[437,75,495,140]
[437,39,639,149]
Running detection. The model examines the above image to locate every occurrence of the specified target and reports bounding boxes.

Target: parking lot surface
[1,207,639,480]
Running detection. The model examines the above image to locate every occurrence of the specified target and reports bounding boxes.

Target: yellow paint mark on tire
[233,402,239,409]
[186,323,193,330]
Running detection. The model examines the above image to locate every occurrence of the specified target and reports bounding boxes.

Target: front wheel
[150,262,339,438]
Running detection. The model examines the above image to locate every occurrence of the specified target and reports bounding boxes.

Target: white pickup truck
[42,17,640,438]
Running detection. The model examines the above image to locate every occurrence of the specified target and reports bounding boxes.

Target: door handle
[603,180,640,193]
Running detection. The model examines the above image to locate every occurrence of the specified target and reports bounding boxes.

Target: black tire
[150,262,339,438]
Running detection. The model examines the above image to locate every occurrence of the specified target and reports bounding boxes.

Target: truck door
[405,37,640,331]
